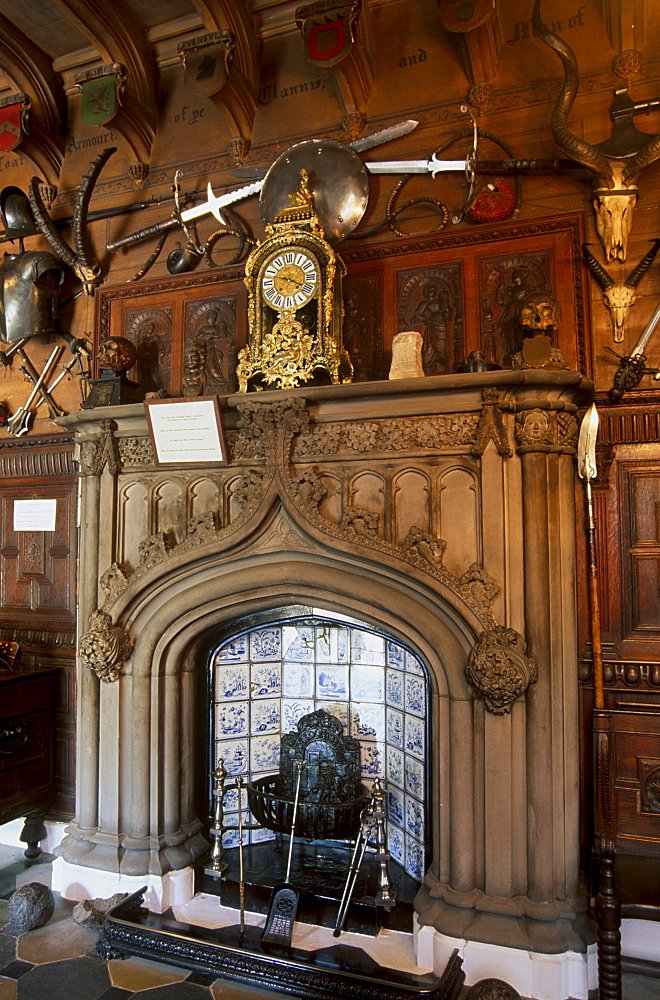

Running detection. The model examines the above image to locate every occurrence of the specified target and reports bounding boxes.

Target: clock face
[261,251,318,311]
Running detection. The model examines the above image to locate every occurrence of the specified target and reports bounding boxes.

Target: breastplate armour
[0,251,64,343]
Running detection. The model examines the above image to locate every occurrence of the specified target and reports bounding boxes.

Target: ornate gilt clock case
[238,190,352,392]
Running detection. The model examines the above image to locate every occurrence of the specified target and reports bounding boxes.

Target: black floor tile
[0,960,32,980]
[0,933,15,968]
[186,970,216,986]
[96,989,135,1000]
[16,956,110,999]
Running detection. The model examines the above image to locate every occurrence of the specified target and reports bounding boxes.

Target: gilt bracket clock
[237,169,353,391]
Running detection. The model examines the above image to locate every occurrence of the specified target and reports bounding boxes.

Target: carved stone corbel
[79,609,133,684]
[465,625,538,714]
[472,388,512,457]
[514,408,578,455]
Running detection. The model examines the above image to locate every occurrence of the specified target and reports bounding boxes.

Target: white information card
[145,397,227,465]
[13,498,58,532]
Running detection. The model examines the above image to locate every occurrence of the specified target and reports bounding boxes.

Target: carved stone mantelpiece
[57,368,593,952]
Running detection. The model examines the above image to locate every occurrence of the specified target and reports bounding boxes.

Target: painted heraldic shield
[179,33,233,99]
[0,100,25,152]
[80,74,119,127]
[296,1,361,67]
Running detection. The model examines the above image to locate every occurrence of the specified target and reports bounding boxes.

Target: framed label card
[145,396,228,465]
[13,498,58,531]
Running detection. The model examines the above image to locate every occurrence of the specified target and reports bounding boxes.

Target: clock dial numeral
[273,294,284,308]
[302,282,315,295]
[264,287,277,302]
[294,291,307,306]
[262,276,275,289]
[284,252,295,264]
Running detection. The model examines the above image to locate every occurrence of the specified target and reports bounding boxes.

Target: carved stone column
[515,399,581,905]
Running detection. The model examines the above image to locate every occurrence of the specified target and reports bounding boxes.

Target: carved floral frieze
[465,626,538,714]
[293,412,480,458]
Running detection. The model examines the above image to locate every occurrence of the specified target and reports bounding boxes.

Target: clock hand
[106,180,263,252]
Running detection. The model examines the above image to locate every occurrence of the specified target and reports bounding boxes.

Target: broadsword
[107,120,420,253]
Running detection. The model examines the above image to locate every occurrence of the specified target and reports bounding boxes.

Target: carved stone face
[519,292,562,333]
[97,337,137,373]
[593,189,637,263]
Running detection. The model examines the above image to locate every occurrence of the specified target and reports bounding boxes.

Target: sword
[7,345,63,437]
[109,123,419,252]
[106,180,263,253]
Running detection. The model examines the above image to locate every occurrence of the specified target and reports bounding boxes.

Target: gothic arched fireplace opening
[200,607,431,934]
[57,371,593,999]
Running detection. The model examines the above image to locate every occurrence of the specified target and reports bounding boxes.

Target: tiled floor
[0,843,657,999]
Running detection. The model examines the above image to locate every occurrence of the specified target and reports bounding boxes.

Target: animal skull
[593,184,638,264]
[582,240,660,342]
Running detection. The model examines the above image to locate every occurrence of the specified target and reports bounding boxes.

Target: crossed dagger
[1,342,78,436]
[107,118,574,254]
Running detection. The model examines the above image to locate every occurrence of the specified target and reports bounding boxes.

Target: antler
[532,0,613,186]
[624,238,660,288]
[582,244,614,290]
[73,147,117,277]
[28,146,117,295]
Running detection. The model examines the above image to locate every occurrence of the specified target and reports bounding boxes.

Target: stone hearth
[55,370,595,998]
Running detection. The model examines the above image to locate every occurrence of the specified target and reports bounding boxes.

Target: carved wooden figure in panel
[184,296,238,396]
[126,309,173,397]
[397,264,463,375]
[479,252,552,363]
[342,274,383,381]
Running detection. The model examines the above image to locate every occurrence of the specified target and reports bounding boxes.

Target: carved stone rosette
[465,626,538,714]
[79,610,133,683]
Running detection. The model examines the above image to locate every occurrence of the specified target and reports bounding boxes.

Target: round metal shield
[260,139,369,244]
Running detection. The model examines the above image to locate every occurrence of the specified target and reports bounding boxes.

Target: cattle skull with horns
[533,0,660,262]
[582,239,660,342]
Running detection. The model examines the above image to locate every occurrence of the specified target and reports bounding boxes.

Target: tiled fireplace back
[212,610,428,881]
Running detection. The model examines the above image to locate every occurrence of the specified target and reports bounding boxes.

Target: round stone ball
[7,882,55,933]
[466,979,522,1000]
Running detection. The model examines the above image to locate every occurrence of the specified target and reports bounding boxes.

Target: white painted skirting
[414,925,599,1000]
[51,857,195,913]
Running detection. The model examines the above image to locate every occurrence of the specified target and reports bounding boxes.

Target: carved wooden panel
[96,269,248,398]
[611,707,660,856]
[96,212,589,395]
[0,433,77,819]
[397,263,464,375]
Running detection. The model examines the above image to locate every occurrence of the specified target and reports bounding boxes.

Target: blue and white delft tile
[214,634,249,664]
[250,627,281,662]
[250,662,281,699]
[251,826,276,844]
[316,700,349,728]
[251,734,280,773]
[350,664,384,703]
[386,640,405,669]
[315,625,349,663]
[282,699,315,730]
[387,786,405,826]
[385,668,404,709]
[360,742,383,778]
[405,795,425,840]
[404,756,424,798]
[251,699,280,735]
[404,715,425,760]
[222,824,243,850]
[350,703,385,742]
[316,664,348,700]
[222,786,240,812]
[282,625,315,661]
[405,674,425,717]
[215,664,249,701]
[351,630,386,665]
[387,823,405,864]
[405,836,426,882]
[386,746,404,789]
[282,661,314,698]
[215,738,249,774]
[386,708,404,749]
[215,701,249,738]
[405,651,424,676]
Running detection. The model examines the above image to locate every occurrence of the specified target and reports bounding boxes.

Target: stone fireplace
[55,369,594,998]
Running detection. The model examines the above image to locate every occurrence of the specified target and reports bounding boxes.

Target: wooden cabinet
[0,668,57,855]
